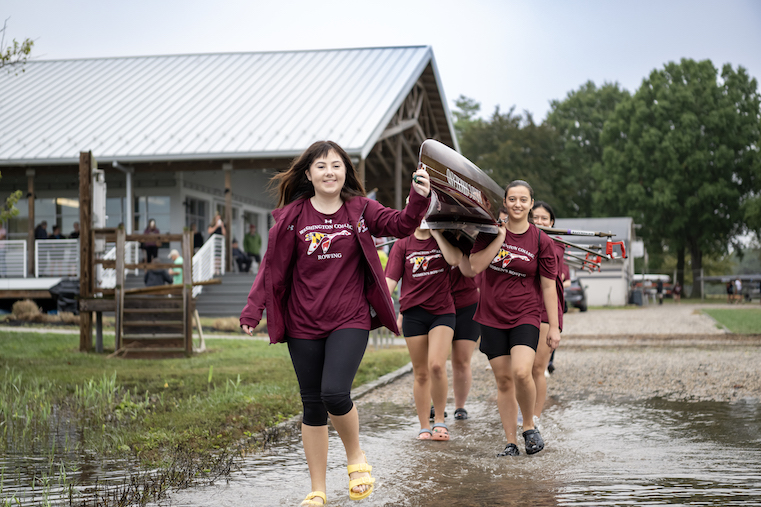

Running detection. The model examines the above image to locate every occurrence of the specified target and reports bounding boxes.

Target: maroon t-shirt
[540,239,566,331]
[472,224,557,330]
[286,201,370,339]
[450,267,479,309]
[449,237,478,309]
[385,235,455,315]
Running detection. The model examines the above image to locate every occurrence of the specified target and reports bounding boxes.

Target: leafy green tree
[453,99,565,213]
[1,19,33,73]
[545,81,630,217]
[0,184,22,224]
[0,20,31,224]
[597,58,761,297]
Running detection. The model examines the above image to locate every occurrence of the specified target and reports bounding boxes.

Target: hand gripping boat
[418,139,504,236]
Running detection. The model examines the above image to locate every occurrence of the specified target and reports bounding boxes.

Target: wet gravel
[358,304,761,408]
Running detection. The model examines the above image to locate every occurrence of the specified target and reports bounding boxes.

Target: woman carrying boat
[385,222,463,441]
[240,140,431,506]
[469,180,559,456]
[448,234,480,421]
[530,201,567,425]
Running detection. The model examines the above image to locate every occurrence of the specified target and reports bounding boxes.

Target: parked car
[564,279,588,312]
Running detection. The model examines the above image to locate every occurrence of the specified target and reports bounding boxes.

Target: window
[6,197,80,239]
[185,197,208,237]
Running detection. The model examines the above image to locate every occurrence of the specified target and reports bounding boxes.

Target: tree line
[453,58,761,297]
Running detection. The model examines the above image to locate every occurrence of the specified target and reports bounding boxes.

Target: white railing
[0,240,27,278]
[35,239,79,278]
[192,234,225,297]
[98,241,140,289]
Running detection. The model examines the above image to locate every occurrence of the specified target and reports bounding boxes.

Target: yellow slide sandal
[301,491,326,506]
[347,453,375,501]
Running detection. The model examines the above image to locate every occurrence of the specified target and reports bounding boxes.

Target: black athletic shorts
[454,303,480,342]
[479,323,539,360]
[402,305,456,337]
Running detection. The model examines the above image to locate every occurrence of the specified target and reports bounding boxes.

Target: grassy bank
[0,330,410,462]
[701,307,761,334]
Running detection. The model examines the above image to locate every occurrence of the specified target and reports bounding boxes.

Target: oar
[536,225,615,238]
[564,251,601,269]
[550,235,610,258]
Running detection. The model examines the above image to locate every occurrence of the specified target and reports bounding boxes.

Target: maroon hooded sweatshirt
[240,188,430,344]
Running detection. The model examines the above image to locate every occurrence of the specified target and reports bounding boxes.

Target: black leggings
[287,328,369,426]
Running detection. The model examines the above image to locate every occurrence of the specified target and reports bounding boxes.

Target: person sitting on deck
[167,249,183,285]
[144,257,173,287]
[232,239,252,273]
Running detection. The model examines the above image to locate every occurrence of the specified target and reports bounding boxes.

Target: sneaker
[497,443,520,456]
[429,406,447,421]
[454,408,468,420]
[523,428,545,455]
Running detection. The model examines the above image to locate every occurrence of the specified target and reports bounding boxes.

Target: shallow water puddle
[159,397,761,506]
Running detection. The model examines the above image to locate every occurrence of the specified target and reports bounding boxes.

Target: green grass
[0,331,410,462]
[701,308,761,334]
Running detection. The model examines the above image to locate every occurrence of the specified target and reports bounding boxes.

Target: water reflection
[162,397,761,506]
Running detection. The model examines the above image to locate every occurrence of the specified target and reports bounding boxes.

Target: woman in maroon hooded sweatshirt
[240,141,430,507]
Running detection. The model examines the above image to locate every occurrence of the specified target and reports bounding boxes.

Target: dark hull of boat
[418,139,504,235]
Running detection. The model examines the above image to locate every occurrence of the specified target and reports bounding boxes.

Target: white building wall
[577,276,629,306]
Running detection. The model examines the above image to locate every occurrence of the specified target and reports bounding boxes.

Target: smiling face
[503,185,533,223]
[306,150,346,200]
[532,206,554,227]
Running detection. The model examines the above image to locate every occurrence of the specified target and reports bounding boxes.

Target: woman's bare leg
[452,339,477,410]
[428,325,454,425]
[405,334,432,430]
[511,345,537,432]
[490,355,518,443]
[532,323,552,419]
[330,406,371,496]
[301,424,328,502]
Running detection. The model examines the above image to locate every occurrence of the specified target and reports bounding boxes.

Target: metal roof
[0,46,454,165]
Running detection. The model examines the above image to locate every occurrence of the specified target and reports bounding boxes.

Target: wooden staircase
[118,295,190,358]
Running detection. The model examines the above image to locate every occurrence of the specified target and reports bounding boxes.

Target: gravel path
[357,304,761,407]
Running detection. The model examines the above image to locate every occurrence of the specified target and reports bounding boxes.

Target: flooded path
[162,385,761,506]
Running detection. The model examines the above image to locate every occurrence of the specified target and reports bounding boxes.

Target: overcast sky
[3,0,761,121]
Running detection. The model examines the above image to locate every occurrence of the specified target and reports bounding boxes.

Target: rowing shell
[418,139,504,235]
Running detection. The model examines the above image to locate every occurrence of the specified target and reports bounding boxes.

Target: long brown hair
[504,180,535,224]
[271,141,366,208]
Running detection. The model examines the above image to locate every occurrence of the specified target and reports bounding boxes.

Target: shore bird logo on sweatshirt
[493,248,531,268]
[411,253,442,273]
[305,230,352,255]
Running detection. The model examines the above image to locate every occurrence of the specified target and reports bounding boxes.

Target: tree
[545,81,630,217]
[597,58,761,297]
[453,99,565,213]
[0,19,31,224]
[1,19,33,73]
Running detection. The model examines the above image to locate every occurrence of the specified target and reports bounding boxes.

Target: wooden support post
[78,152,94,352]
[182,229,193,356]
[26,169,35,276]
[395,135,403,210]
[357,157,366,189]
[223,163,233,273]
[193,308,205,353]
[114,226,125,352]
[95,312,103,353]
